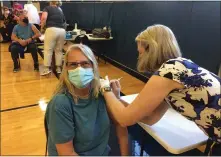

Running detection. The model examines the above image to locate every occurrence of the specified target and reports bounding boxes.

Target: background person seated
[11,1,23,19]
[0,6,17,42]
[9,10,41,73]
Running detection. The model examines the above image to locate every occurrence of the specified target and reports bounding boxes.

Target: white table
[121,94,208,154]
[39,33,113,64]
[65,33,113,41]
[86,34,113,41]
[39,33,113,41]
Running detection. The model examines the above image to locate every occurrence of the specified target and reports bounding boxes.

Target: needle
[117,77,123,81]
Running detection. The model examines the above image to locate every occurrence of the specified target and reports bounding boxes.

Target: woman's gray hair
[53,44,101,101]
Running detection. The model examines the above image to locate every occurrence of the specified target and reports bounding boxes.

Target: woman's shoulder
[159,57,202,73]
[49,93,73,111]
[164,57,194,67]
[43,6,52,12]
[13,24,19,30]
[157,57,221,87]
[97,93,105,102]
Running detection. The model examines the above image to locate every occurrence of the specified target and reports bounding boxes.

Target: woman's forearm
[40,21,45,31]
[11,34,20,42]
[103,92,132,127]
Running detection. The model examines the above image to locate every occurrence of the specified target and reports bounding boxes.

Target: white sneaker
[41,68,51,76]
[56,67,62,74]
[24,46,27,52]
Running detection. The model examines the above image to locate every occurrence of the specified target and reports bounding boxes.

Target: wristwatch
[101,87,112,95]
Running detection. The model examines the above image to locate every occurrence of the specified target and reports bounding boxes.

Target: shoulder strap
[44,95,75,156]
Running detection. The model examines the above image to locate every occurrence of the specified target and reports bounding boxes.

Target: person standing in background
[40,0,66,76]
[24,1,40,30]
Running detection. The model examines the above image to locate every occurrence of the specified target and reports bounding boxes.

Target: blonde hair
[53,44,100,101]
[49,0,62,7]
[135,24,182,72]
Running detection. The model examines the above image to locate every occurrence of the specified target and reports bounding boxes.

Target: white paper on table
[120,94,208,154]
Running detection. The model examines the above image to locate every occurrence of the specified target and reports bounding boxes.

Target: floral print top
[154,57,221,143]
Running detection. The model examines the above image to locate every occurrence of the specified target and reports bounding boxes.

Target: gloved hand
[110,79,121,99]
[100,76,121,99]
[100,76,110,89]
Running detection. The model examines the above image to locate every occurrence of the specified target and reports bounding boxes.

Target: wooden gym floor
[0,42,145,155]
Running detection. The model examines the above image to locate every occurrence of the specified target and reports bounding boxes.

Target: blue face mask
[68,67,94,89]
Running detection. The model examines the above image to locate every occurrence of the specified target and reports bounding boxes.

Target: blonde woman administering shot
[100,24,221,156]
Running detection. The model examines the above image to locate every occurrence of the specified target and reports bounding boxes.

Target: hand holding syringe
[100,76,122,98]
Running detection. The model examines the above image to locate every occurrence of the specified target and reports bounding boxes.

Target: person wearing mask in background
[11,1,23,21]
[100,24,221,156]
[0,6,16,42]
[40,0,66,76]
[45,44,129,156]
[24,0,40,30]
[9,10,40,72]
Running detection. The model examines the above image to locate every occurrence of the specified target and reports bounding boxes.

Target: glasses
[66,61,92,69]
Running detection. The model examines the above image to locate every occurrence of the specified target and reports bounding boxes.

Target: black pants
[34,24,40,31]
[0,24,15,41]
[33,24,42,43]
[204,139,221,156]
[9,42,39,68]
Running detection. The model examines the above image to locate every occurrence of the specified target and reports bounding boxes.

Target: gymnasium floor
[0,42,145,155]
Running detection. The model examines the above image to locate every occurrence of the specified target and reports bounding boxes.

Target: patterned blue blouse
[154,57,221,143]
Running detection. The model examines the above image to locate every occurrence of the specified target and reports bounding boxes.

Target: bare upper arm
[31,24,41,37]
[11,32,18,41]
[11,32,16,38]
[55,140,78,156]
[123,75,184,125]
[41,11,48,21]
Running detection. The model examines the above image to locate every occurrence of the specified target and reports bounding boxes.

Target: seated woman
[0,6,16,42]
[45,44,129,156]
